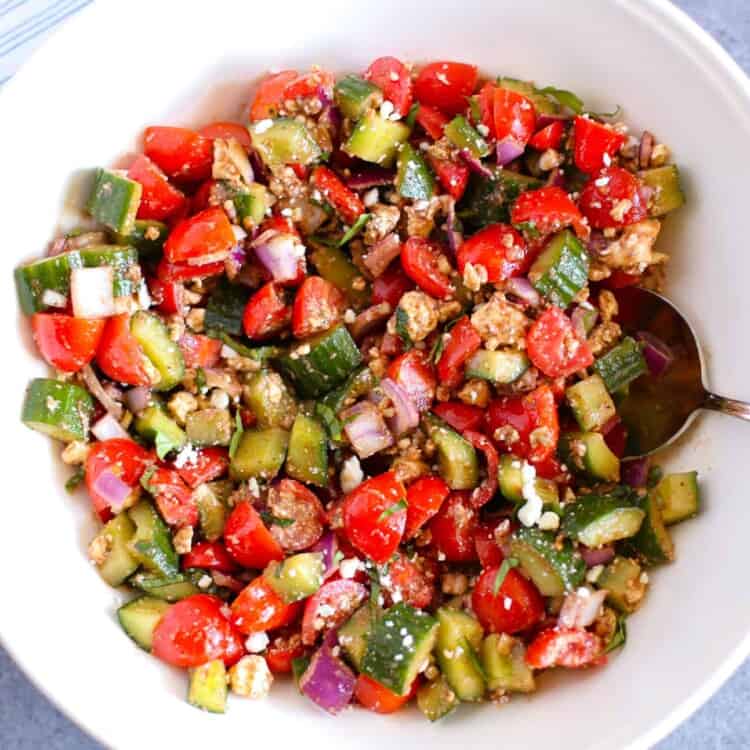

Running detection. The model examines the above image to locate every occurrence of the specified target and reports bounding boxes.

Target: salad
[16,57,699,719]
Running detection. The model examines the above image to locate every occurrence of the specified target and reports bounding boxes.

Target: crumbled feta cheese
[280,207,293,217]
[229,655,273,699]
[436,73,450,85]
[343,308,357,324]
[173,443,199,468]
[518,462,543,527]
[389,71,399,82]
[477,123,490,137]
[602,152,612,167]
[340,455,364,494]
[245,631,269,653]
[363,187,379,207]
[247,477,260,497]
[254,119,274,134]
[318,603,335,617]
[538,511,560,532]
[503,596,513,611]
[221,343,239,359]
[402,634,414,647]
[339,557,362,579]
[197,574,213,589]
[639,572,650,584]
[380,100,395,119]
[586,564,605,584]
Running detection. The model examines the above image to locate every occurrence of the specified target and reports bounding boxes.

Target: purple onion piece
[340,401,393,458]
[622,457,651,488]
[299,643,356,715]
[363,233,401,278]
[586,231,609,257]
[443,198,462,256]
[92,414,130,442]
[378,378,420,437]
[81,365,123,420]
[639,130,655,169]
[251,230,305,283]
[311,532,339,579]
[558,588,608,628]
[579,545,616,568]
[506,277,541,308]
[320,103,342,145]
[495,137,525,166]
[316,83,333,108]
[346,166,396,190]
[459,148,494,178]
[536,113,572,129]
[636,331,674,377]
[570,305,598,338]
[124,386,152,415]
[92,469,133,513]
[249,150,269,185]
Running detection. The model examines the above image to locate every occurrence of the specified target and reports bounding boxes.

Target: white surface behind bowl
[0,1,748,748]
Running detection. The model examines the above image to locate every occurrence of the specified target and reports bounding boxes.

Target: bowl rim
[1,0,750,748]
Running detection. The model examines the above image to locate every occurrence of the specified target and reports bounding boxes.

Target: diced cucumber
[497,77,560,116]
[15,253,81,314]
[424,414,479,490]
[559,432,620,482]
[529,230,590,307]
[91,513,139,587]
[338,605,372,670]
[465,349,529,384]
[185,409,233,447]
[561,489,645,548]
[86,168,141,235]
[320,366,378,414]
[344,111,410,167]
[21,378,94,442]
[510,527,586,595]
[249,117,321,167]
[417,676,459,722]
[230,426,289,480]
[654,471,699,525]
[286,414,328,487]
[480,634,535,693]
[445,115,490,158]
[130,311,185,392]
[194,483,227,541]
[243,370,298,429]
[435,608,485,702]
[188,660,227,714]
[134,405,187,455]
[596,556,648,614]
[629,493,674,565]
[117,596,170,651]
[335,75,382,120]
[396,143,435,200]
[229,182,270,229]
[639,165,685,216]
[264,552,325,603]
[277,325,363,399]
[593,337,647,393]
[117,219,168,258]
[361,603,439,695]
[131,571,204,601]
[309,242,371,309]
[204,277,250,337]
[566,374,617,432]
[127,500,179,578]
[497,454,559,508]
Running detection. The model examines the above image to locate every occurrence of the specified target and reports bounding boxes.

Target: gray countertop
[1,0,749,747]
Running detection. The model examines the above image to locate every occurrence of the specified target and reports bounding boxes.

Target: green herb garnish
[395,307,413,350]
[339,213,371,246]
[405,102,420,130]
[139,465,157,493]
[64,466,85,493]
[378,498,408,522]
[228,411,244,459]
[260,511,295,528]
[605,615,627,654]
[195,367,208,394]
[514,221,541,240]
[492,557,520,596]
[430,333,446,364]
[538,86,584,114]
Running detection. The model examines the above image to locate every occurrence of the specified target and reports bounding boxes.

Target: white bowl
[1,0,749,748]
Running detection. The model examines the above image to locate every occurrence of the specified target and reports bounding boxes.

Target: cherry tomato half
[472,566,545,634]
[457,223,530,282]
[31,313,104,373]
[404,475,451,540]
[127,154,187,221]
[428,491,479,563]
[526,306,594,378]
[231,576,302,634]
[414,61,478,115]
[364,56,413,116]
[224,501,284,569]
[292,276,345,339]
[143,126,213,182]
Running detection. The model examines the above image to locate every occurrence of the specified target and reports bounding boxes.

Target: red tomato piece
[477,82,496,134]
[242,282,291,340]
[147,468,198,527]
[525,627,604,669]
[152,594,244,668]
[364,56,413,116]
[156,258,226,283]
[95,314,152,387]
[528,120,566,151]
[416,104,450,139]
[85,438,152,521]
[493,88,536,146]
[182,541,237,573]
[291,276,345,339]
[231,576,302,634]
[250,70,299,121]
[164,207,235,264]
[31,313,104,372]
[387,350,436,412]
[429,156,470,201]
[343,472,407,565]
[190,179,217,214]
[401,237,454,299]
[178,332,222,369]
[428,491,479,563]
[283,69,335,102]
[265,629,305,673]
[511,186,589,240]
[457,224,530,282]
[224,501,284,569]
[532,454,572,483]
[386,553,436,609]
[199,121,253,151]
[380,332,404,358]
[404,475,451,539]
[127,154,187,222]
[472,566,545,634]
[578,166,649,229]
[312,166,365,225]
[355,674,412,713]
[573,116,626,174]
[436,316,481,389]
[371,262,414,308]
[462,430,499,509]
[175,447,229,488]
[474,520,507,568]
[301,579,368,645]
[265,479,327,552]
[414,61,478,115]
[148,277,185,316]
[432,401,484,433]
[526,306,594,378]
[143,126,213,182]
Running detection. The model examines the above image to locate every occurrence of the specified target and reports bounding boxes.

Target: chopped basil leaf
[492,557,520,596]
[430,333,446,364]
[588,105,622,121]
[215,332,282,361]
[538,86,584,115]
[228,411,244,459]
[605,615,627,654]
[64,466,85,493]
[260,511,295,528]
[405,102,420,130]
[395,307,414,350]
[339,213,371,247]
[378,498,408,522]
[514,221,541,240]
[155,431,182,460]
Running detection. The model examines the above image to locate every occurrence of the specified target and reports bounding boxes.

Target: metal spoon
[610,286,750,458]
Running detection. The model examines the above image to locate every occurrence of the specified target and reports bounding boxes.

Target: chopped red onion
[300,642,356,715]
[71,266,116,319]
[636,331,674,377]
[47,237,68,257]
[124,386,152,415]
[91,469,133,514]
[316,84,333,108]
[210,571,244,592]
[311,532,339,579]
[81,365,123,419]
[495,137,525,166]
[345,166,395,190]
[92,413,130,442]
[586,231,609,257]
[622,457,650,488]
[536,113,571,129]
[349,302,392,341]
[363,233,401,278]
[579,545,616,568]
[443,197,462,256]
[341,401,393,458]
[460,148,494,178]
[319,104,342,144]
[639,130,655,169]
[506,277,541,307]
[571,305,598,338]
[377,378,420,437]
[559,587,607,628]
[249,150,268,185]
[252,230,306,284]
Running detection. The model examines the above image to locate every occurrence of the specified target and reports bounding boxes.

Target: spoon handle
[704,392,750,422]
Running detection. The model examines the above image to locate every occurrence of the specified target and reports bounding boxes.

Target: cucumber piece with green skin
[130,570,207,601]
[22,378,94,442]
[249,117,321,167]
[15,253,81,314]
[194,483,227,542]
[309,242,371,309]
[529,230,589,307]
[232,182,270,229]
[320,366,378,414]
[596,556,647,614]
[510,527,586,596]
[335,75,382,119]
[497,77,559,116]
[134,406,187,454]
[397,143,435,200]
[424,414,479,490]
[559,431,620,482]
[130,311,185,392]
[127,500,179,578]
[92,513,139,587]
[655,471,699,525]
[561,489,645,548]
[86,168,142,235]
[497,454,559,508]
[286,413,328,487]
[480,634,535,693]
[117,596,170,651]
[639,165,685,216]
[417,675,459,722]
[204,277,250,337]
[185,408,233,447]
[338,605,372,670]
[465,349,529,384]
[264,552,325,603]
[344,111,410,167]
[628,493,674,565]
[277,325,363,399]
[188,660,227,714]
[444,115,490,158]
[230,427,289,480]
[593,337,647,393]
[117,220,168,258]
[361,603,439,696]
[435,607,485,702]
[566,374,617,432]
[243,370,298,429]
